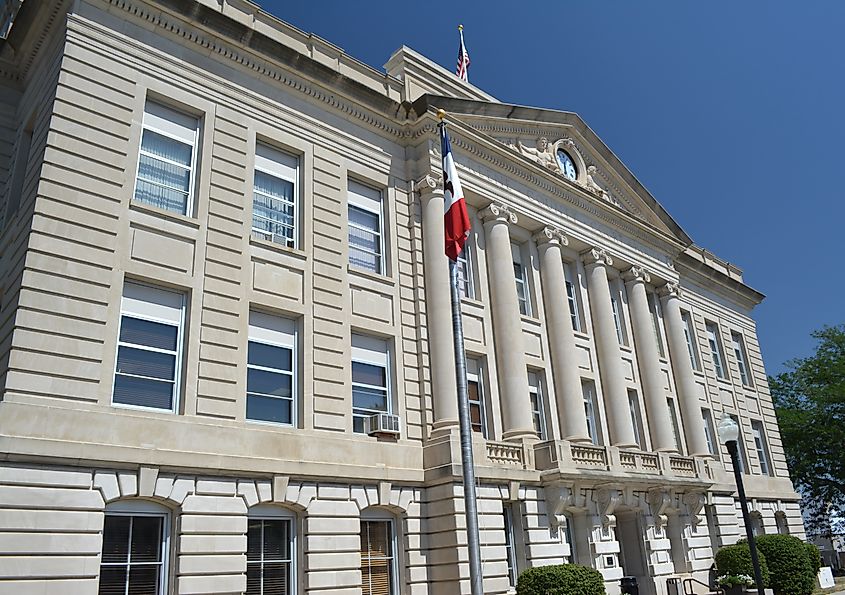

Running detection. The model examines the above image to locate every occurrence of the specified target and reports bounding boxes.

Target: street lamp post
[717,414,767,595]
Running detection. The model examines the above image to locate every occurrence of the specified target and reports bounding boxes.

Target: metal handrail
[681,576,722,595]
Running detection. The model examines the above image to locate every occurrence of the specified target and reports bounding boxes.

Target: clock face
[556,149,578,181]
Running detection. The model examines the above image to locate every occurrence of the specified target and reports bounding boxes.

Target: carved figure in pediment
[585,165,610,200]
[517,137,558,172]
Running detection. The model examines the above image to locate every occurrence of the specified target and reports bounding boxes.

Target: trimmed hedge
[754,535,816,595]
[715,542,770,587]
[516,563,606,595]
[804,542,822,575]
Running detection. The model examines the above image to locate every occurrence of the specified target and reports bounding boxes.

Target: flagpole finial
[458,24,463,31]
[437,109,447,121]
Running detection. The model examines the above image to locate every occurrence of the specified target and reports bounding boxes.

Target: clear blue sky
[262,0,844,375]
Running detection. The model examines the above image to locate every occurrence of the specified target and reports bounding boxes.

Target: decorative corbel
[596,487,622,528]
[647,487,672,529]
[683,491,707,527]
[479,202,518,226]
[544,483,574,529]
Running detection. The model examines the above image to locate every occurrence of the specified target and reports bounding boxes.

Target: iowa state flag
[440,124,471,261]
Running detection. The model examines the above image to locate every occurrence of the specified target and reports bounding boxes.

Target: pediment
[414,95,692,247]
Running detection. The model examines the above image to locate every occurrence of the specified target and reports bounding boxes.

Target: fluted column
[417,175,459,432]
[534,227,590,442]
[480,203,535,441]
[583,248,638,448]
[659,283,711,456]
[623,266,675,452]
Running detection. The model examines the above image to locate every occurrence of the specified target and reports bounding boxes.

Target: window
[581,380,601,445]
[247,507,296,595]
[751,420,772,476]
[512,243,532,317]
[667,396,683,453]
[113,282,185,412]
[503,504,519,587]
[730,414,749,473]
[648,292,666,358]
[4,111,34,221]
[348,180,384,274]
[252,143,298,248]
[99,502,169,595]
[247,312,296,426]
[681,311,701,371]
[610,281,628,346]
[352,335,391,433]
[528,371,547,440]
[360,517,397,595]
[775,512,789,535]
[705,322,728,379]
[134,101,199,215]
[457,241,475,299]
[564,263,582,332]
[628,390,646,449]
[702,408,718,455]
[466,358,487,438]
[731,332,753,387]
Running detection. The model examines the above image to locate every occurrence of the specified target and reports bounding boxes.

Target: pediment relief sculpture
[514,136,559,172]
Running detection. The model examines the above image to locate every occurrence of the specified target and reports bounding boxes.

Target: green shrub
[715,542,770,587]
[804,542,821,575]
[516,563,606,595]
[754,535,815,595]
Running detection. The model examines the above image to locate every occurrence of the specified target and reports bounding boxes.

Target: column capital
[622,265,651,285]
[581,246,613,268]
[479,202,518,225]
[413,174,442,197]
[532,226,569,247]
[657,281,682,299]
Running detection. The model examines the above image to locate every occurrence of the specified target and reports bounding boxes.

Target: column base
[502,428,540,443]
[430,419,460,439]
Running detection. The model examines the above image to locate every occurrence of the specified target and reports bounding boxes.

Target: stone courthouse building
[0,1,804,594]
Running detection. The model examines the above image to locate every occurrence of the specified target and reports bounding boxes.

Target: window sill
[347,265,396,287]
[519,314,541,324]
[460,296,485,309]
[250,236,307,262]
[130,200,200,229]
[573,330,590,340]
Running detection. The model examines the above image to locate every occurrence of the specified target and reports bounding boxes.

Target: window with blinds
[457,241,475,299]
[564,262,582,332]
[252,143,298,248]
[348,180,384,274]
[246,517,294,595]
[98,512,167,595]
[247,312,297,426]
[466,358,487,438]
[113,282,185,412]
[511,243,532,317]
[360,519,396,595]
[352,334,391,433]
[528,371,546,440]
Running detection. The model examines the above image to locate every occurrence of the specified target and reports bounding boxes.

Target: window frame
[252,142,300,249]
[503,503,519,588]
[347,179,385,275]
[133,100,200,217]
[609,280,628,346]
[351,334,392,434]
[666,396,684,454]
[702,408,718,456]
[246,505,297,595]
[681,310,701,372]
[246,311,298,427]
[627,389,647,449]
[511,242,533,317]
[750,420,773,476]
[705,321,728,380]
[466,358,488,438]
[527,371,547,440]
[582,380,602,445]
[731,331,753,387]
[359,513,398,595]
[647,291,666,358]
[730,414,749,474]
[457,240,476,300]
[564,262,583,332]
[99,500,170,595]
[112,282,185,414]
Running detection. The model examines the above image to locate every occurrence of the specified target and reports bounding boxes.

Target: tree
[769,325,845,537]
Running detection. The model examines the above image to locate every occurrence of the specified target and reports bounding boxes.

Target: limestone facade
[0,1,804,594]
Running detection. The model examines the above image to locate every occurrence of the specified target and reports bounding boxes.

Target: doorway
[617,511,654,595]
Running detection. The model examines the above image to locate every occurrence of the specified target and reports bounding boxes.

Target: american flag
[456,25,470,82]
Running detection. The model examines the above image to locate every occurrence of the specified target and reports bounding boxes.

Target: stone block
[138,467,158,497]
[196,479,236,496]
[177,573,246,594]
[237,481,259,508]
[93,472,119,503]
[179,534,247,555]
[180,514,247,535]
[182,495,246,515]
[177,553,246,575]
[317,484,349,500]
[118,473,137,498]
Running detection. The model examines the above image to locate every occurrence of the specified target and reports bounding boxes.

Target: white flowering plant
[717,574,754,589]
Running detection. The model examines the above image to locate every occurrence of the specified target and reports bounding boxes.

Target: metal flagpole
[448,256,484,595]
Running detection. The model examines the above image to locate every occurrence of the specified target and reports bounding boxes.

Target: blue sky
[263,1,844,375]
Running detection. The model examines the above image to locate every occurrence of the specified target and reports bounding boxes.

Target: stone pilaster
[623,265,675,452]
[534,227,590,442]
[583,248,637,448]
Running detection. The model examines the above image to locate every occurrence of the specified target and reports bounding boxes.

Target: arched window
[247,504,297,595]
[750,511,765,536]
[99,500,171,595]
[775,511,789,535]
[360,509,399,595]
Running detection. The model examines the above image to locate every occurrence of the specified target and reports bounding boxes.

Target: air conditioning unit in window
[365,413,400,437]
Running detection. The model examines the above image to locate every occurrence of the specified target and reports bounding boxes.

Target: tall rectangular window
[352,335,391,433]
[610,281,628,346]
[503,504,519,588]
[730,414,749,473]
[628,389,646,449]
[467,358,487,438]
[113,282,184,412]
[528,371,547,440]
[751,420,773,476]
[360,519,397,595]
[648,292,666,358]
[512,243,532,317]
[705,322,728,380]
[134,101,199,215]
[681,310,701,371]
[252,143,298,248]
[582,380,601,445]
[457,241,475,299]
[564,263,582,332]
[667,396,683,453]
[348,180,384,274]
[247,515,295,595]
[247,312,296,426]
[702,408,718,455]
[99,509,168,594]
[731,332,753,387]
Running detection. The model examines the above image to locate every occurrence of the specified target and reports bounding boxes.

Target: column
[582,248,637,448]
[480,202,535,441]
[659,282,711,456]
[623,265,675,452]
[534,227,590,442]
[418,175,459,432]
